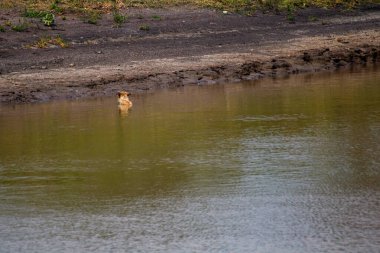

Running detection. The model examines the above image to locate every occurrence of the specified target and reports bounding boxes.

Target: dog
[118,91,133,113]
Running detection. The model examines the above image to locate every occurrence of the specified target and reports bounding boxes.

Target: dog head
[118,91,131,98]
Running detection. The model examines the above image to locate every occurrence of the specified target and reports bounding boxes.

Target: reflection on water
[0,67,380,252]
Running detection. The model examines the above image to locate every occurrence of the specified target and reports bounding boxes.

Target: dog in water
[118,91,133,114]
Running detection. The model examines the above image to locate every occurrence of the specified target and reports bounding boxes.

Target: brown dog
[118,91,133,107]
[118,91,133,115]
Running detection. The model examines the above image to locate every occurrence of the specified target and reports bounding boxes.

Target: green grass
[11,20,29,32]
[139,24,150,31]
[83,11,102,25]
[23,9,50,18]
[28,35,69,48]
[0,25,5,32]
[308,15,318,21]
[1,0,379,16]
[0,0,380,13]
[113,11,127,25]
[50,2,63,13]
[152,15,162,20]
[42,13,55,26]
[23,9,56,27]
[286,2,296,22]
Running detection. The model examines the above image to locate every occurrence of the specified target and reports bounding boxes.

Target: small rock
[337,37,349,44]
[281,62,291,68]
[333,58,341,64]
[371,48,378,61]
[359,55,367,63]
[333,58,347,67]
[302,52,312,62]
[223,11,228,14]
[41,66,47,69]
[271,63,280,69]
[318,48,330,56]
[96,51,103,54]
[69,63,75,67]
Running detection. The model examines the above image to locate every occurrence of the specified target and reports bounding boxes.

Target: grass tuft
[42,13,56,26]
[152,15,162,20]
[113,11,127,25]
[83,11,102,25]
[23,9,48,18]
[1,0,379,18]
[28,35,69,48]
[139,24,150,31]
[50,0,63,13]
[11,20,29,32]
[308,15,318,21]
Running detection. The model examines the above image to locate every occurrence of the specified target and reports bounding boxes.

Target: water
[0,68,380,252]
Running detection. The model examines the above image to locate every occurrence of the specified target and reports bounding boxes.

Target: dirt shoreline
[0,6,379,103]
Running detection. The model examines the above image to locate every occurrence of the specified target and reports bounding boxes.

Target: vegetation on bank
[0,0,378,14]
[0,0,377,34]
[27,35,69,48]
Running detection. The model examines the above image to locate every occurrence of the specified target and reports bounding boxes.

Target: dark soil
[0,6,379,103]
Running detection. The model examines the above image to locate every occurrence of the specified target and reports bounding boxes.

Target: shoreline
[0,6,379,103]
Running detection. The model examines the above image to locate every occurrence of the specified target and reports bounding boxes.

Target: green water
[0,68,380,252]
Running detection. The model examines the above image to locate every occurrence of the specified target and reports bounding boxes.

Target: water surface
[1,68,380,252]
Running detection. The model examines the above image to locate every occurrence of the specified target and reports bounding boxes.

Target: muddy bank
[0,6,379,103]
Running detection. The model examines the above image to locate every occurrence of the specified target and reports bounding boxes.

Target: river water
[0,67,380,252]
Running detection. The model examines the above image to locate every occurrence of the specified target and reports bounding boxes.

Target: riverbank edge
[1,41,379,104]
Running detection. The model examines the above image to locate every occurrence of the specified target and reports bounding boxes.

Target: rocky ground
[0,5,379,103]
